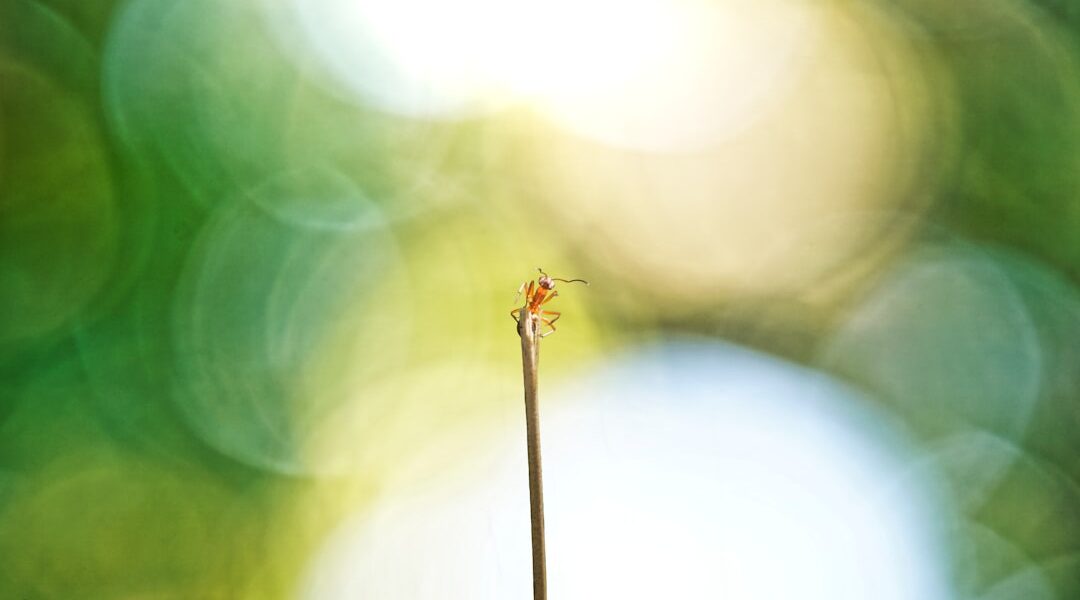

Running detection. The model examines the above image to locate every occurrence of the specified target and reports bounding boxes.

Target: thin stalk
[518,312,546,600]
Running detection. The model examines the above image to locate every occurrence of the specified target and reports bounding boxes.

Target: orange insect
[511,268,589,338]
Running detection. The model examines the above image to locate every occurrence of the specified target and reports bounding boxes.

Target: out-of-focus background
[2,0,1080,597]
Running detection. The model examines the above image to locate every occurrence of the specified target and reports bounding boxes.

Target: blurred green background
[1,0,1079,597]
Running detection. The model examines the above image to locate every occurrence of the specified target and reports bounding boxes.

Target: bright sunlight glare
[284,0,818,149]
[298,343,955,600]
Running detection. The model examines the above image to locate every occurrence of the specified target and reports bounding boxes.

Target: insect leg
[539,317,558,338]
[540,290,559,306]
[513,281,528,304]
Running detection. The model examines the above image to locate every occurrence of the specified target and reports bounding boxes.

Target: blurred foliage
[1,0,1079,597]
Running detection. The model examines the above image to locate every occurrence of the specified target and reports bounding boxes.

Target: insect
[511,268,589,337]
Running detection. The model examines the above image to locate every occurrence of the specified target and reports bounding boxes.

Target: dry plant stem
[518,313,547,600]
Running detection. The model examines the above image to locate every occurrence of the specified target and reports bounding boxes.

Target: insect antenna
[553,278,589,286]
